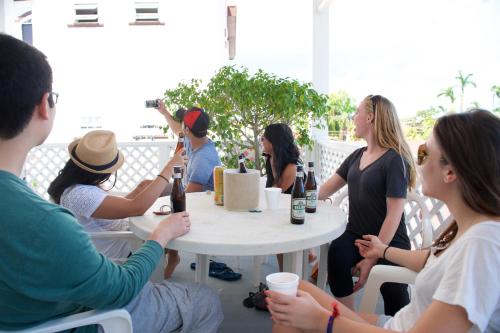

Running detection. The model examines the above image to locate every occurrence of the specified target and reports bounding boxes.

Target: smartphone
[145,99,159,108]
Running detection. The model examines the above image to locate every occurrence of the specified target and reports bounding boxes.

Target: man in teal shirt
[0,34,223,332]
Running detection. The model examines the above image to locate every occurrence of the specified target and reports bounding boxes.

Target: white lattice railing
[23,139,452,237]
[310,139,362,184]
[24,141,176,200]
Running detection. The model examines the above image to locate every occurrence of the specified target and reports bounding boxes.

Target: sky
[5,0,497,142]
[231,0,500,118]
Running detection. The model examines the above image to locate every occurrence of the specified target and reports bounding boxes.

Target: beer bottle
[290,165,306,225]
[174,133,185,155]
[170,166,186,212]
[305,162,317,213]
[238,154,248,173]
[303,163,307,185]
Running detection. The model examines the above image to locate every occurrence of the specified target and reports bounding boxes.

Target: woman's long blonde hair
[364,95,416,190]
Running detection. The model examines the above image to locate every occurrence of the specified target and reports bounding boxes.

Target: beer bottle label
[179,138,184,143]
[291,198,306,219]
[174,173,182,179]
[297,171,304,178]
[238,158,245,163]
[306,190,317,209]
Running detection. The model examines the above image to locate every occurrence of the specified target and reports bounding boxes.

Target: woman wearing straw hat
[48,130,186,274]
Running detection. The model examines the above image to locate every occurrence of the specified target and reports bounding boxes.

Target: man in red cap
[157,102,221,193]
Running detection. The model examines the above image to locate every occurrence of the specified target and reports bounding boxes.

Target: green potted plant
[163,66,329,173]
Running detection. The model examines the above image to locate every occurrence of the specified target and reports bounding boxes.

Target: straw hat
[68,130,124,174]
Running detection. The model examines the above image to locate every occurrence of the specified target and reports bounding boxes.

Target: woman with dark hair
[48,130,186,277]
[266,109,500,333]
[262,123,302,194]
[262,123,312,270]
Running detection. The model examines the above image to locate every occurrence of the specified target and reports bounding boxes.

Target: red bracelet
[326,302,340,333]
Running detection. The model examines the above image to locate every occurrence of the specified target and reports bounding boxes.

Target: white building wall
[30,0,228,142]
[0,0,4,32]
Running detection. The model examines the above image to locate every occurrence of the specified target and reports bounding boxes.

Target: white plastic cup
[265,188,281,210]
[266,272,299,296]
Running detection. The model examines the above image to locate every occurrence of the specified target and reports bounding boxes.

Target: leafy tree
[469,101,481,109]
[326,91,356,141]
[455,71,476,112]
[437,87,456,111]
[404,106,445,140]
[491,85,500,110]
[162,66,329,172]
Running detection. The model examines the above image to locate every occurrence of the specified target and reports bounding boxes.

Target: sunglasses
[370,95,381,113]
[417,144,428,166]
[417,143,448,166]
[48,92,59,108]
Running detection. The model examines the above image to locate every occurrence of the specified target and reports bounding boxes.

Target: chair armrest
[89,231,143,252]
[7,309,132,333]
[359,265,417,313]
[88,231,137,239]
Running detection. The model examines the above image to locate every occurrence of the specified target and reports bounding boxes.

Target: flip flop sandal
[190,260,228,271]
[209,267,242,281]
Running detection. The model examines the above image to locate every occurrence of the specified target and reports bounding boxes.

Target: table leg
[283,251,303,279]
[302,249,309,278]
[253,256,265,287]
[317,243,329,290]
[195,254,209,284]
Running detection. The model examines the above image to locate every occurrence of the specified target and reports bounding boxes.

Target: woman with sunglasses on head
[267,109,500,333]
[316,95,417,315]
[48,130,186,275]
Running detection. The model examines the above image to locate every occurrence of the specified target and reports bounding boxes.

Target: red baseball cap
[175,107,209,138]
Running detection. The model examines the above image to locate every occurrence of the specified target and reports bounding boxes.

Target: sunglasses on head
[370,95,381,113]
[417,144,428,166]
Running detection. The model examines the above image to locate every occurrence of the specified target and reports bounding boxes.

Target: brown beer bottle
[170,166,186,212]
[290,165,306,224]
[175,133,185,155]
[305,162,317,213]
[238,154,248,173]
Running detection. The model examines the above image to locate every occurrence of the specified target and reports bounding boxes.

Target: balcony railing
[23,139,452,237]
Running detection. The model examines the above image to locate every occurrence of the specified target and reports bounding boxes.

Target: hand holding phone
[145,99,159,108]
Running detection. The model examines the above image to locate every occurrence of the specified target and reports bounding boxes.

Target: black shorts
[327,230,411,316]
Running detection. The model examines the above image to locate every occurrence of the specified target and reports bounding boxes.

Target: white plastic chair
[359,192,433,312]
[88,230,143,263]
[316,191,433,294]
[0,309,132,333]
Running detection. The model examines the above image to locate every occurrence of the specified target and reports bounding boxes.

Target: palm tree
[437,87,456,112]
[491,85,500,110]
[455,71,477,112]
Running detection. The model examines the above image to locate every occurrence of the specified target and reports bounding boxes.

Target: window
[131,1,163,25]
[71,3,101,26]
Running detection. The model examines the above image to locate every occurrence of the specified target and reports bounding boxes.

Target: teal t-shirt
[0,170,163,332]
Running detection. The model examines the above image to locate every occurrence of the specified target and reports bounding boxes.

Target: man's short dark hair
[0,33,53,139]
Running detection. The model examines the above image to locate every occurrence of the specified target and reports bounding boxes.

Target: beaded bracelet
[157,174,169,182]
[326,302,340,333]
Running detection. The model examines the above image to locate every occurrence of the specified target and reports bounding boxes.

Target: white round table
[129,191,346,284]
